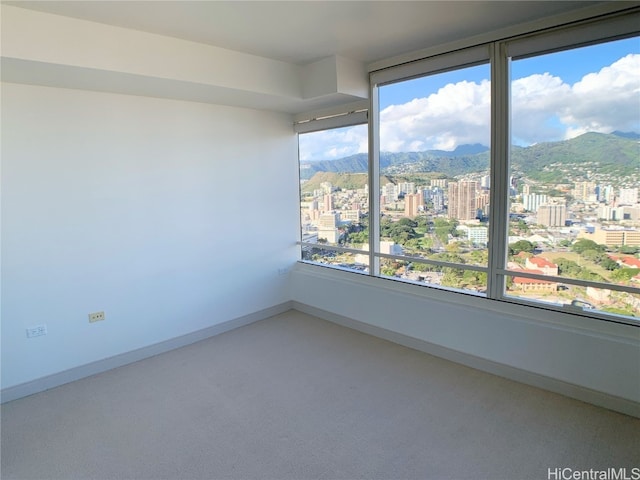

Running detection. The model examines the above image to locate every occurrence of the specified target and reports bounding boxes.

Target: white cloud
[300,53,639,161]
[380,79,491,152]
[559,54,640,139]
[299,124,367,161]
[511,73,572,144]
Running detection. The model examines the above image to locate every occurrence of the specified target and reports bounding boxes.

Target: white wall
[1,83,299,389]
[1,5,368,114]
[291,265,640,409]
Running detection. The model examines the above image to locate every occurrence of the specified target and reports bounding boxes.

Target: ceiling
[7,1,603,66]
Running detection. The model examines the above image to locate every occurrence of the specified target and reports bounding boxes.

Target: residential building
[573,181,596,202]
[523,193,548,212]
[619,188,638,205]
[537,204,567,227]
[466,226,489,246]
[448,181,478,220]
[404,193,423,217]
[525,257,559,276]
[581,227,640,247]
[512,270,558,292]
[317,213,339,243]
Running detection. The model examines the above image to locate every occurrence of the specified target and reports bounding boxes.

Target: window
[376,62,491,294]
[298,120,369,273]
[298,11,640,325]
[503,36,640,319]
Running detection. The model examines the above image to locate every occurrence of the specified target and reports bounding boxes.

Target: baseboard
[291,301,640,418]
[1,301,293,404]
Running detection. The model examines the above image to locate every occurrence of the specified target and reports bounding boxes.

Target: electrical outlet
[277,267,289,276]
[26,324,47,338]
[88,311,105,323]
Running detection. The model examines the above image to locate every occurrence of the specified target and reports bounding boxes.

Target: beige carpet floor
[2,309,639,480]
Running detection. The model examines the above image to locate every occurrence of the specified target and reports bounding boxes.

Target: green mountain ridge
[300,132,639,182]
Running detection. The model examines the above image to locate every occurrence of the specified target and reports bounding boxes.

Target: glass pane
[299,124,369,271]
[301,246,369,273]
[504,275,640,318]
[378,63,491,292]
[379,257,487,293]
[506,37,640,317]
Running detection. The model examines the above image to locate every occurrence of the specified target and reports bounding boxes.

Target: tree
[572,238,605,254]
[381,266,396,276]
[445,242,461,254]
[347,230,368,245]
[414,216,428,229]
[581,249,601,262]
[600,258,619,271]
[462,269,487,289]
[555,258,581,277]
[610,268,640,283]
[412,262,431,272]
[380,218,418,245]
[469,249,489,265]
[441,268,465,287]
[509,240,535,255]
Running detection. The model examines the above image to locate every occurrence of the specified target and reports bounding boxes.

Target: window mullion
[368,81,381,276]
[487,42,510,300]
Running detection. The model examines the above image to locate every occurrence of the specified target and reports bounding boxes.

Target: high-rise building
[467,226,488,246]
[523,193,548,212]
[537,204,566,227]
[475,192,490,212]
[572,181,596,201]
[323,194,333,212]
[397,182,415,195]
[318,213,339,243]
[619,188,638,205]
[339,210,360,222]
[598,205,615,220]
[600,185,614,203]
[431,179,448,188]
[430,188,444,212]
[404,193,423,217]
[382,183,397,201]
[320,182,333,194]
[448,181,478,220]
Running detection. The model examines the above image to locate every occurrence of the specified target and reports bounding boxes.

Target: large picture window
[298,11,640,325]
[298,122,369,273]
[376,63,491,294]
[504,37,640,319]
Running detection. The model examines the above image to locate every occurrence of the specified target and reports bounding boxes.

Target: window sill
[293,261,640,342]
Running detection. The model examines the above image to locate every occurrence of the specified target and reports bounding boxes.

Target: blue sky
[380,37,640,108]
[300,37,640,161]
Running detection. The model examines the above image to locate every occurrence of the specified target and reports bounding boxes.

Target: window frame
[297,8,640,327]
[296,108,371,273]
[370,49,493,291]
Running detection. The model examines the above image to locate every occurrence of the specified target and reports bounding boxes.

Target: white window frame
[296,103,370,272]
[298,8,640,327]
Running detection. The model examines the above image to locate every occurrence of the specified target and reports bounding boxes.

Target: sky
[299,36,640,162]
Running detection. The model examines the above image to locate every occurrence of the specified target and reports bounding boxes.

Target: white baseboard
[5,299,638,418]
[291,301,640,418]
[1,301,293,404]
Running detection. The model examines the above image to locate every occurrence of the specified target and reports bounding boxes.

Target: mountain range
[300,131,639,182]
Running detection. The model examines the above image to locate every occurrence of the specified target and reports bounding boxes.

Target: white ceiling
[7,1,602,65]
